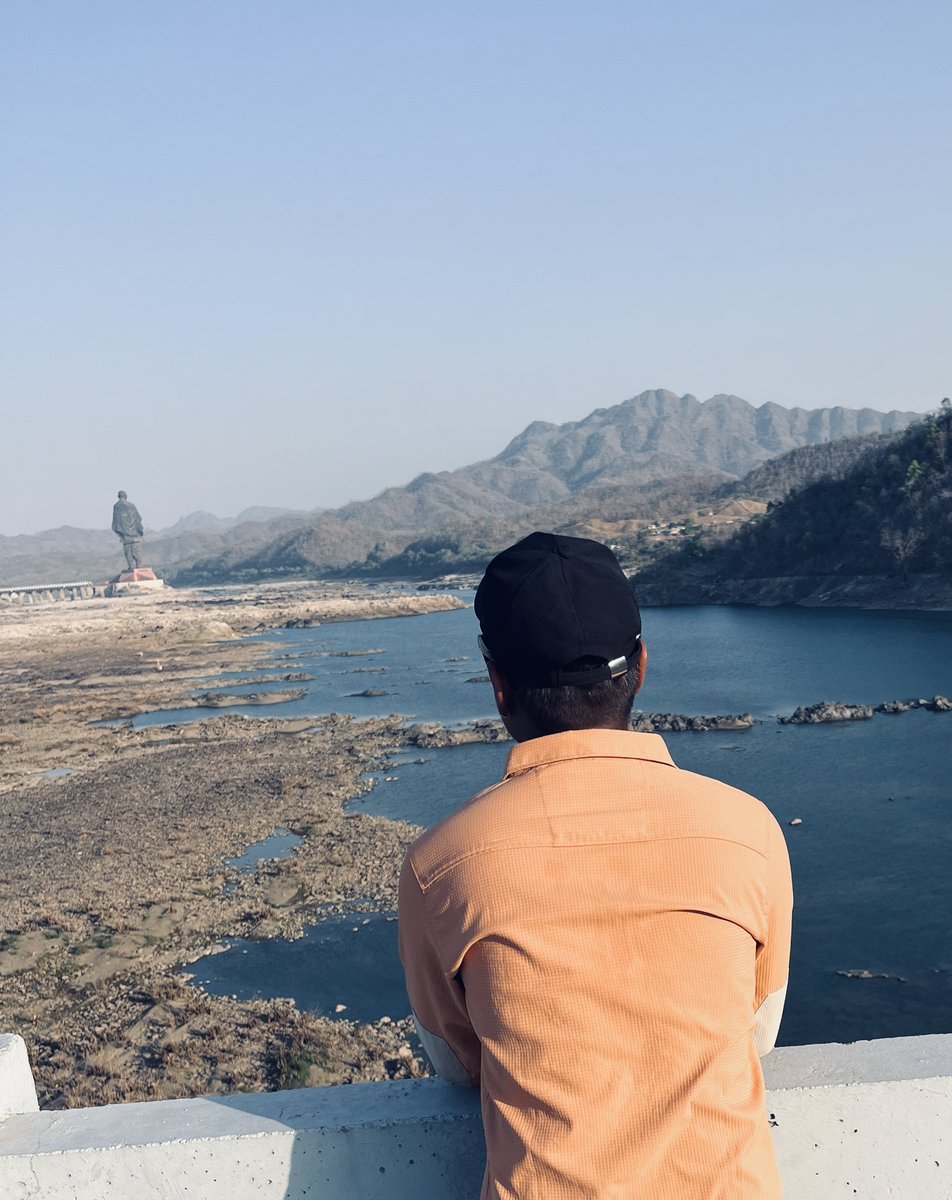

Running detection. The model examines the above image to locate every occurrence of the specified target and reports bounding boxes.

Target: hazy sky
[2,1,950,535]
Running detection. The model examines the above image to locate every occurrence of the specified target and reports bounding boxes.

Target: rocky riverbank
[778,696,951,723]
[630,711,755,732]
[634,570,952,611]
[0,583,462,1108]
[402,711,760,745]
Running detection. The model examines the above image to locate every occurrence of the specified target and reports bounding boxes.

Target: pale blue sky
[2,1,950,534]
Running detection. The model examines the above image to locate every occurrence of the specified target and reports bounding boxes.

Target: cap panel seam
[558,552,587,661]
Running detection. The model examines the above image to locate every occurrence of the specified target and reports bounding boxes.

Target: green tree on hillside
[640,401,952,586]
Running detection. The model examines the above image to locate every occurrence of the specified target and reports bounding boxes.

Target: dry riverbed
[0,583,464,1108]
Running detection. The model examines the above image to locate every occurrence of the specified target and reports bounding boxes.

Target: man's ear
[633,641,648,696]
[486,661,512,719]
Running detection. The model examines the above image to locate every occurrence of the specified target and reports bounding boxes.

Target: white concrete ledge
[0,1036,38,1120]
[764,1035,952,1197]
[0,1034,949,1198]
[765,1030,952,1087]
[0,1076,485,1200]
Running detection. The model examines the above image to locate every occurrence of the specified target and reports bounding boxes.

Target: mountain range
[176,390,917,583]
[0,390,920,587]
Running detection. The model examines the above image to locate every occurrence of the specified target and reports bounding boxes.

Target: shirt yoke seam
[505,754,677,778]
[417,832,772,891]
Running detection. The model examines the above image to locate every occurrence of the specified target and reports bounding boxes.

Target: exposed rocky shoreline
[405,695,952,742]
[630,712,755,732]
[3,583,949,1112]
[0,584,462,1108]
[634,571,952,611]
[778,696,951,724]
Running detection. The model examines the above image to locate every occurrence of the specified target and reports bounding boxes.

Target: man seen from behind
[399,532,793,1199]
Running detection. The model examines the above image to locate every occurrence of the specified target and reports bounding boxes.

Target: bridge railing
[0,582,96,604]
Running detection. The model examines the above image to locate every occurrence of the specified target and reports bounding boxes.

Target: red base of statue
[118,568,159,583]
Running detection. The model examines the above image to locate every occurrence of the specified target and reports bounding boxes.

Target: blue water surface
[178,601,952,1046]
[140,601,952,728]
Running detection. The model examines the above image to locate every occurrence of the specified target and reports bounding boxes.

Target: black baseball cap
[474,532,642,686]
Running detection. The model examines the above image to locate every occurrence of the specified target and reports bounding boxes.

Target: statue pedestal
[107,568,166,597]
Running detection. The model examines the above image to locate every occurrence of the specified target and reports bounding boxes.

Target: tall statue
[111,490,145,570]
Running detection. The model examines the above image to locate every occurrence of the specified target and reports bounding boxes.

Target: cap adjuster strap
[548,655,629,687]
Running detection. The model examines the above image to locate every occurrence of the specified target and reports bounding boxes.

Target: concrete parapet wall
[0,1037,38,1121]
[0,1033,949,1198]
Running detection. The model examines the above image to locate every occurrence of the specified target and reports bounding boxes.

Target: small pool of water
[187,913,406,1022]
[226,828,303,874]
[354,743,510,826]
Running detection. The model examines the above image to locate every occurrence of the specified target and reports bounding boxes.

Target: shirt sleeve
[398,851,481,1086]
[754,811,794,1009]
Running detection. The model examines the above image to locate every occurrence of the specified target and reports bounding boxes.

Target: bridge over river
[0,581,96,605]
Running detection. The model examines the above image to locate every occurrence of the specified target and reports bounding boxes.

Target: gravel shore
[0,583,463,1108]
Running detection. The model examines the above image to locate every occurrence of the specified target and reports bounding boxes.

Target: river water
[184,600,952,1048]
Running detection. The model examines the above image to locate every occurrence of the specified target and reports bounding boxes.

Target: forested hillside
[720,432,894,503]
[636,402,952,604]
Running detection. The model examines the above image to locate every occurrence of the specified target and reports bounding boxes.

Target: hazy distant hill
[316,434,908,582]
[0,508,320,588]
[178,390,917,583]
[635,403,952,607]
[157,506,311,537]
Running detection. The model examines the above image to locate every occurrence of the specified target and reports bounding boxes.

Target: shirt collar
[504,728,676,778]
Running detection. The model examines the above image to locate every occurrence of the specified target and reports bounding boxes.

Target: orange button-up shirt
[399,729,793,1200]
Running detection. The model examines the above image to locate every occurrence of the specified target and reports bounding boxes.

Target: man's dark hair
[512,658,641,735]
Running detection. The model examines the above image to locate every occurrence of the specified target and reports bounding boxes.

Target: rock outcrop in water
[779,696,952,723]
[876,695,952,713]
[779,702,874,724]
[403,720,509,748]
[631,712,755,732]
[402,712,759,746]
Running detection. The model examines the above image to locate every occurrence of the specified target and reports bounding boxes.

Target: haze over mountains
[0,391,919,587]
[0,510,322,589]
[158,506,312,537]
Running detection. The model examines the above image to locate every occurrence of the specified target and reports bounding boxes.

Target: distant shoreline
[632,571,952,612]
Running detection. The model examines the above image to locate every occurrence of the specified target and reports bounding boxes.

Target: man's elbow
[754,984,787,1057]
[413,1018,479,1087]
